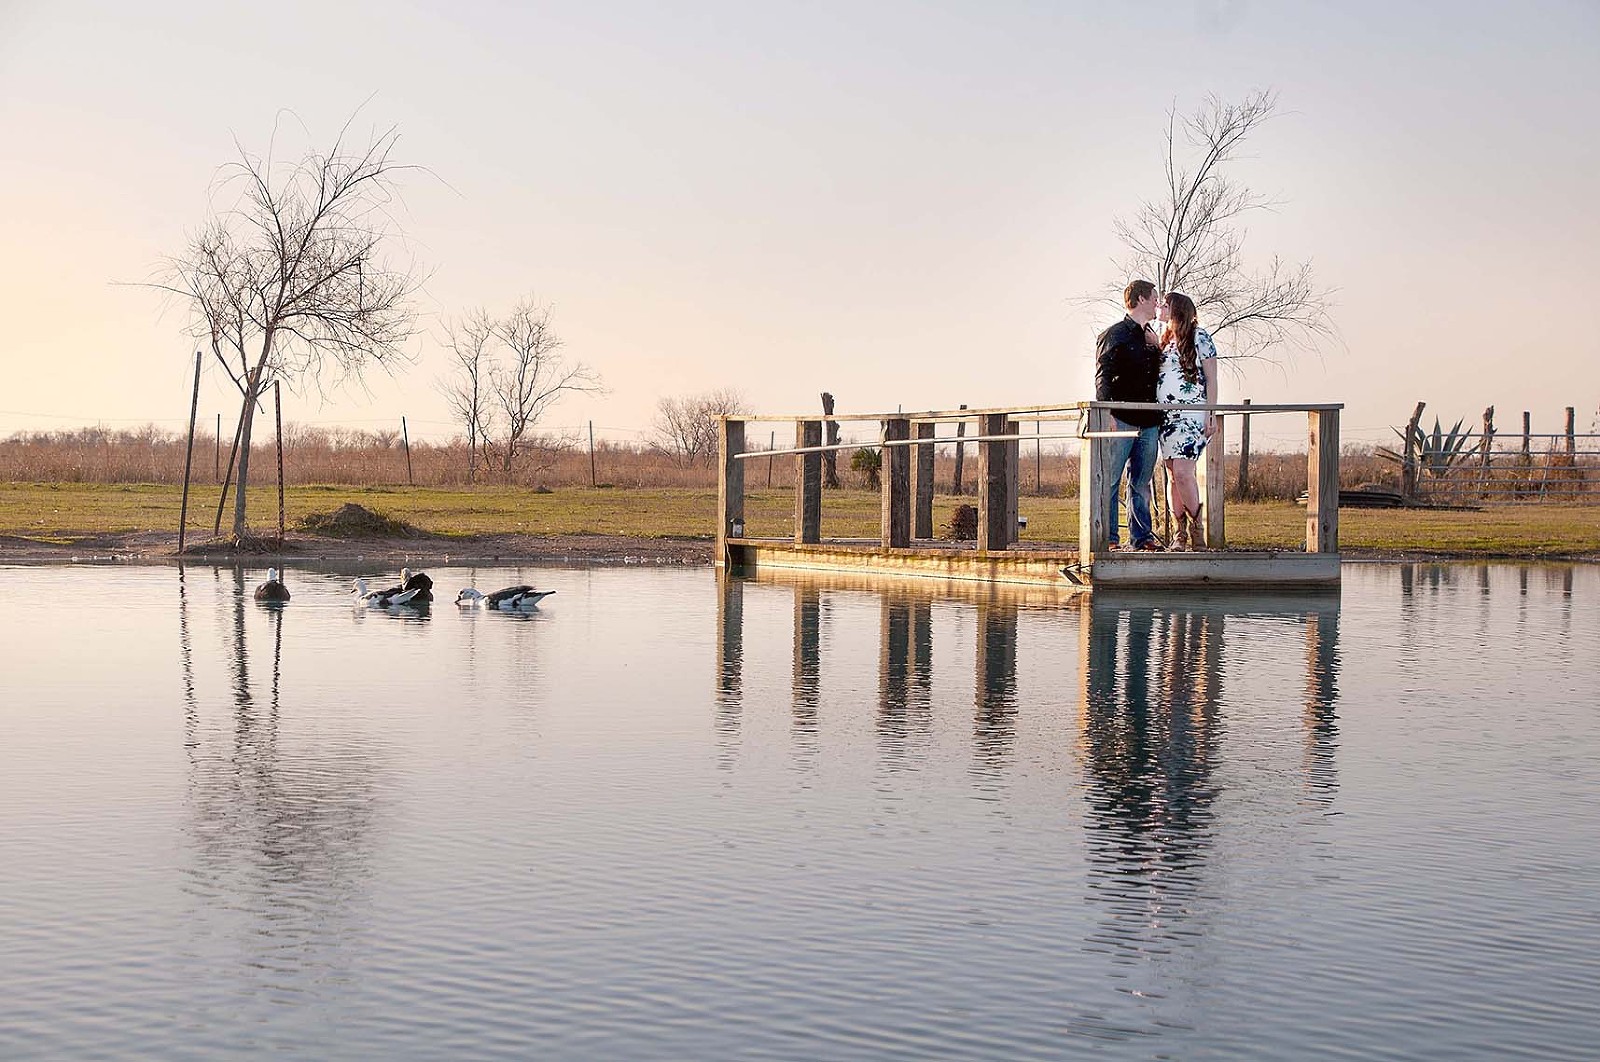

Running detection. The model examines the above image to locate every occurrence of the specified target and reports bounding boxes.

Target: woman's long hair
[1160,292,1201,385]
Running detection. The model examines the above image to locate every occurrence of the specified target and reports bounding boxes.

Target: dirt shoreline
[0,530,717,566]
[1,530,1595,566]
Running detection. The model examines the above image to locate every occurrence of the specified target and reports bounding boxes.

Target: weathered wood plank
[1307,408,1340,553]
[977,412,1010,551]
[1200,415,1226,548]
[881,417,911,548]
[795,419,822,545]
[1005,418,1020,547]
[1079,405,1111,556]
[912,421,936,540]
[716,417,745,566]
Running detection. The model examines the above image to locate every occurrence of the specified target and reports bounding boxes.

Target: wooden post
[1199,415,1226,549]
[794,419,822,544]
[274,382,286,546]
[1234,397,1252,500]
[588,420,597,487]
[767,430,775,489]
[1079,405,1111,556]
[881,418,911,548]
[1402,401,1425,499]
[820,393,840,489]
[401,416,414,486]
[1034,420,1042,494]
[1005,418,1020,546]
[976,412,1010,551]
[1479,406,1494,500]
[1566,406,1576,454]
[214,413,221,482]
[911,421,935,540]
[1307,408,1340,553]
[178,352,202,554]
[952,404,968,494]
[716,417,745,566]
[213,373,251,535]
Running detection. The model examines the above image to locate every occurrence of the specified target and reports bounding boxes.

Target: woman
[1155,292,1219,550]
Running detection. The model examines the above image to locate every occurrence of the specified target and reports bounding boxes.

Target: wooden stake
[213,378,249,535]
[214,413,221,482]
[178,352,202,554]
[588,420,598,487]
[1234,397,1252,500]
[401,416,414,486]
[952,404,968,494]
[275,381,285,545]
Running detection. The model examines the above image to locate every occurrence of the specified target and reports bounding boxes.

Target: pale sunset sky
[1,0,1597,451]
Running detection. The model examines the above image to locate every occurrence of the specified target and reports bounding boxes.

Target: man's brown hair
[1123,279,1157,310]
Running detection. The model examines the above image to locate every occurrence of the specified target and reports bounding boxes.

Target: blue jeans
[1106,418,1160,546]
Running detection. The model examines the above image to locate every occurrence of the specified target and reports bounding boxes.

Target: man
[1094,279,1164,550]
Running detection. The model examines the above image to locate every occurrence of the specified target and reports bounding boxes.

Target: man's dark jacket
[1094,316,1162,428]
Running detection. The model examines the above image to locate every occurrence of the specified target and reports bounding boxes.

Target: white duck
[351,577,420,608]
[456,585,556,610]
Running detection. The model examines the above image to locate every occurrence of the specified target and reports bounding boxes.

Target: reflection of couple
[1094,280,1219,551]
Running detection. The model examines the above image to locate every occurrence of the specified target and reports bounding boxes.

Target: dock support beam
[881,417,911,548]
[795,419,823,544]
[1307,408,1340,553]
[1198,415,1226,548]
[977,413,1013,550]
[1079,405,1111,557]
[717,417,745,567]
[911,421,936,540]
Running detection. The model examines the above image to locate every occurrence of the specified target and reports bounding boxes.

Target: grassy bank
[1,481,1598,557]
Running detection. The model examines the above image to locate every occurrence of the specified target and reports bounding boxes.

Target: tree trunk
[232,338,273,540]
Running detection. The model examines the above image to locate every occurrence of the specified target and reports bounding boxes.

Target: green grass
[1,481,1597,556]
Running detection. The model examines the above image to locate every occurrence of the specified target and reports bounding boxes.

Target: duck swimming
[351,576,420,608]
[397,567,434,603]
[254,568,291,602]
[455,585,556,610]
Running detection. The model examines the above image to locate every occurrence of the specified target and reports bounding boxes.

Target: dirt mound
[297,503,418,538]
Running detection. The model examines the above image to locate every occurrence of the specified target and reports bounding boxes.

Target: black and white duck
[455,585,556,610]
[254,568,291,602]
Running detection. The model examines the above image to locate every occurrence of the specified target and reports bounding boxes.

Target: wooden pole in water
[178,352,202,554]
[275,381,285,545]
[401,416,414,486]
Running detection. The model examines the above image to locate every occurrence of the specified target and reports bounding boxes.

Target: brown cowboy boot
[1174,511,1191,551]
[1189,506,1207,550]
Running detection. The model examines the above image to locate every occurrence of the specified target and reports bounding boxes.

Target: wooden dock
[717,400,1344,592]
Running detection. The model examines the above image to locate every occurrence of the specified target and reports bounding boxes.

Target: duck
[397,567,434,603]
[455,585,556,610]
[351,576,420,608]
[254,568,291,602]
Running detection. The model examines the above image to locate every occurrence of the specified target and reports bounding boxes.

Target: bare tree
[1110,90,1335,360]
[487,298,600,477]
[157,119,420,541]
[438,308,497,484]
[652,388,749,466]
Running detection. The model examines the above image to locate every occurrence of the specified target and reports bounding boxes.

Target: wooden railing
[717,401,1343,563]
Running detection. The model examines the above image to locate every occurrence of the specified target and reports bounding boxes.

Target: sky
[2,0,1598,452]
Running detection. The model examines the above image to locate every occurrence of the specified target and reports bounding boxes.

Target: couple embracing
[1093,279,1219,551]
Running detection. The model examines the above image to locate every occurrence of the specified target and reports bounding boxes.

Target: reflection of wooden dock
[718,400,1344,592]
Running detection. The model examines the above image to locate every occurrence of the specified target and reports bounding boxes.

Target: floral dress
[1157,327,1218,461]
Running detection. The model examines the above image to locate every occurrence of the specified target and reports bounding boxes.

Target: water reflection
[879,594,934,772]
[176,567,386,999]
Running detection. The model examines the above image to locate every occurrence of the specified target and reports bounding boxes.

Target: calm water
[1,560,1596,1060]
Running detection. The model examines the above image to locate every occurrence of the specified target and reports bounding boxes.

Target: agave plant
[1377,416,1474,479]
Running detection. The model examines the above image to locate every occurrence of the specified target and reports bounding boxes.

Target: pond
[0,560,1596,1060]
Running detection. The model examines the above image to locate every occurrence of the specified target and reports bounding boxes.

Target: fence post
[820,393,840,489]
[401,416,414,486]
[275,382,286,545]
[1199,414,1226,548]
[588,420,597,487]
[1307,408,1340,553]
[952,404,968,494]
[1078,405,1111,556]
[1233,397,1252,500]
[795,419,822,544]
[178,352,202,554]
[1566,407,1577,455]
[767,430,775,489]
[881,418,911,548]
[911,421,935,539]
[976,412,1010,550]
[1479,406,1494,500]
[1005,418,1020,544]
[1034,420,1043,494]
[1402,401,1425,499]
[716,417,745,566]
